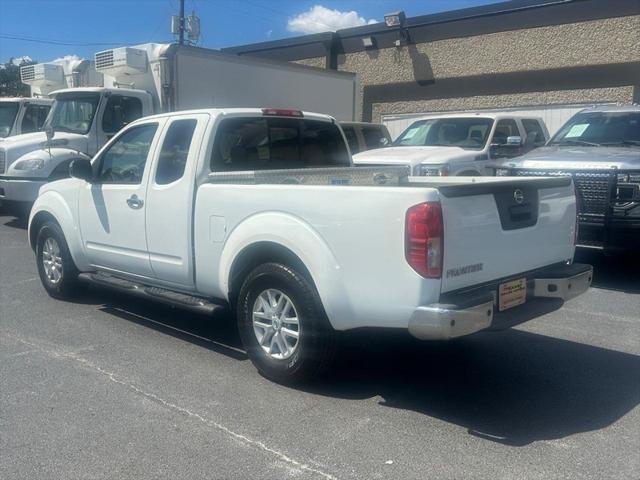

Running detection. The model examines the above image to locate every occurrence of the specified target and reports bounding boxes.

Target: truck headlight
[13,158,45,171]
[417,164,449,176]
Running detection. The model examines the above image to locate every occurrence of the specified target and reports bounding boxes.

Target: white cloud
[52,54,81,63]
[287,5,377,34]
[11,56,32,66]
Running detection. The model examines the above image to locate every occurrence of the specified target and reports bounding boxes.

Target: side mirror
[69,159,93,182]
[506,135,522,146]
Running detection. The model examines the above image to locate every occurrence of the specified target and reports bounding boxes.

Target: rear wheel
[36,221,85,299]
[237,263,336,384]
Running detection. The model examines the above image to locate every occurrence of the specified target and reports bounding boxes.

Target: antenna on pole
[178,0,185,45]
[171,0,200,45]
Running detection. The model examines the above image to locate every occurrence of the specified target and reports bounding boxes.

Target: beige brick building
[223,0,639,134]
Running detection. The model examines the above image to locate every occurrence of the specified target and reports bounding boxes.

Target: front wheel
[36,221,85,299]
[237,263,336,384]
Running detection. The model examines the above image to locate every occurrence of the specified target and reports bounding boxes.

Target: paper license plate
[498,278,527,311]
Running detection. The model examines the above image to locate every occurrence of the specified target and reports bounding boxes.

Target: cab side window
[491,119,521,159]
[21,104,51,134]
[362,127,389,150]
[96,124,158,184]
[102,95,143,134]
[522,119,547,149]
[342,126,360,154]
[155,119,197,185]
[492,119,520,144]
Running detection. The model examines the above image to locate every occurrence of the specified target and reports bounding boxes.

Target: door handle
[126,194,144,209]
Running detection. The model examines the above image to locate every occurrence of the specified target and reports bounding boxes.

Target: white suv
[353,113,549,176]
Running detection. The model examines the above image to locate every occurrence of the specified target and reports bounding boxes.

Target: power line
[0,33,127,47]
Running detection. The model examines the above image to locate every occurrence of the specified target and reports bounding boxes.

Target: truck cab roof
[128,108,337,124]
[49,87,146,97]
[408,112,545,122]
[576,104,640,114]
[0,97,52,105]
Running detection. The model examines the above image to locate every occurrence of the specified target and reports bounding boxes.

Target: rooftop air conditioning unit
[20,63,65,88]
[95,47,148,76]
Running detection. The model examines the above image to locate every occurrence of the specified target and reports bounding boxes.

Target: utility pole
[178,0,185,45]
[171,0,199,45]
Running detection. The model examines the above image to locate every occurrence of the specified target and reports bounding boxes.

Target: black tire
[36,221,86,299]
[237,262,336,384]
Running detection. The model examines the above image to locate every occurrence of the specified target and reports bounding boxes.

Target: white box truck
[0,43,358,217]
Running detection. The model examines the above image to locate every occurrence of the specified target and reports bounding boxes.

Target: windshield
[0,102,20,138]
[393,117,494,149]
[550,111,640,147]
[48,93,100,135]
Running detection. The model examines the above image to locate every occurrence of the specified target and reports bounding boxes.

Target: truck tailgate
[423,177,577,293]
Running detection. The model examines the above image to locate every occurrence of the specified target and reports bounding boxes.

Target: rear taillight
[405,202,443,278]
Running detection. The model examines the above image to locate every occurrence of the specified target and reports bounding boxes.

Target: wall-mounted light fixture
[384,11,410,47]
[384,11,406,28]
[362,36,376,49]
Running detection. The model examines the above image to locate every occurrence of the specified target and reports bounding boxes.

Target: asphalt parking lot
[1,212,639,480]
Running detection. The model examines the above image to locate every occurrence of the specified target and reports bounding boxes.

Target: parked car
[28,108,591,383]
[353,113,549,176]
[340,121,391,154]
[490,105,640,253]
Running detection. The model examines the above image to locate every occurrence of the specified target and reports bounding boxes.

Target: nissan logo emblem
[513,189,525,204]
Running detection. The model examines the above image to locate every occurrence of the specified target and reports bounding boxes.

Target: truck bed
[196,167,576,329]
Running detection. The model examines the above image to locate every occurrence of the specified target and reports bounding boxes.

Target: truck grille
[95,49,115,70]
[0,150,5,174]
[511,169,615,219]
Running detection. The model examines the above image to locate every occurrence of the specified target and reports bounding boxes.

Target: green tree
[0,57,36,97]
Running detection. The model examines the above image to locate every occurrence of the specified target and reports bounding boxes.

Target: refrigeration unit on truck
[27,108,591,383]
[0,43,358,217]
[0,56,100,141]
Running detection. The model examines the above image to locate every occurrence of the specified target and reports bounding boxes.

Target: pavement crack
[5,333,338,480]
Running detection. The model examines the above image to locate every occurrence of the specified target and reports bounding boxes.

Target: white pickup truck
[353,113,549,176]
[28,108,592,383]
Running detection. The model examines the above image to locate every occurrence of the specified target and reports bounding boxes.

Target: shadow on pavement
[88,286,247,360]
[307,328,640,447]
[92,286,640,448]
[575,249,640,294]
[1,215,28,230]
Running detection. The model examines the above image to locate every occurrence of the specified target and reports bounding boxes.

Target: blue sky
[0,0,497,63]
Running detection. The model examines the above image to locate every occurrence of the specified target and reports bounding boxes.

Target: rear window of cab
[211,117,350,171]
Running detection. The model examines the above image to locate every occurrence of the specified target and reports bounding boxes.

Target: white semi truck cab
[0,98,52,140]
[0,42,358,217]
[0,87,154,214]
[0,57,106,215]
[0,57,98,141]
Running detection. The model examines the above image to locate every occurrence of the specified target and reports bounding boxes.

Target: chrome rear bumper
[409,263,593,340]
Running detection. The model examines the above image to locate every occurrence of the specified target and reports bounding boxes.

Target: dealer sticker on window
[498,278,527,311]
[565,124,589,138]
